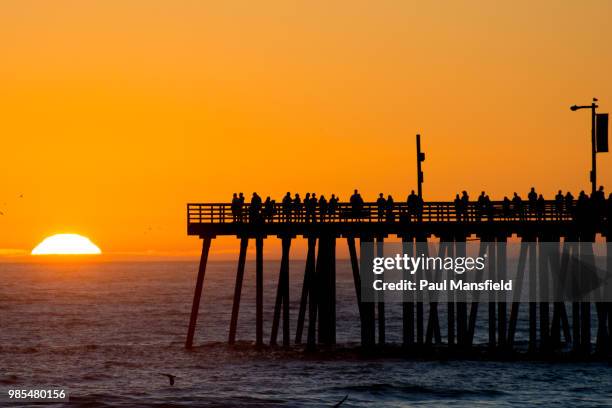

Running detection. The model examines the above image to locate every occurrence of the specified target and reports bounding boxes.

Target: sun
[31,234,102,255]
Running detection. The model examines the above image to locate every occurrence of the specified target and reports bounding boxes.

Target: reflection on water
[0,261,610,407]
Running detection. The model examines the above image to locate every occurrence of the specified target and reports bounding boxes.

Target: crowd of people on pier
[228,187,612,225]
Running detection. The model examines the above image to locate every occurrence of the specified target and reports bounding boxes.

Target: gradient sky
[1,1,610,258]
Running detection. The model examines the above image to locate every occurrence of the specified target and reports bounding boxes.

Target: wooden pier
[185,200,611,357]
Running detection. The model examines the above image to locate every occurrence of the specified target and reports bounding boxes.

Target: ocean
[1,260,611,407]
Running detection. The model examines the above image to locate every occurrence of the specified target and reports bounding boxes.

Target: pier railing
[188,200,574,225]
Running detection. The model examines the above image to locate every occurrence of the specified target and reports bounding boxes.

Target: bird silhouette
[332,395,348,407]
[158,373,177,386]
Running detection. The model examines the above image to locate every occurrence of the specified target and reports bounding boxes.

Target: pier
[184,199,611,358]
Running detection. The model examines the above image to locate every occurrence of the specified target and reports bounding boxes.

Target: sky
[0,0,611,259]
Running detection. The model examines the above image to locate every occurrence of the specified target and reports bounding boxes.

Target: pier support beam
[456,237,468,347]
[256,236,264,347]
[186,237,212,349]
[401,237,415,347]
[497,236,508,349]
[296,237,316,344]
[376,236,386,345]
[360,236,376,348]
[271,237,292,346]
[347,237,366,345]
[229,237,249,344]
[317,234,336,345]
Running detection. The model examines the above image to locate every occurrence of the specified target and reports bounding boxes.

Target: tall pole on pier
[570,98,599,194]
[416,134,425,198]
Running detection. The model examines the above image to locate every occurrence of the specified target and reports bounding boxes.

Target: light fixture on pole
[570,98,608,194]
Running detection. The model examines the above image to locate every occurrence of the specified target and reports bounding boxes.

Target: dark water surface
[1,261,611,407]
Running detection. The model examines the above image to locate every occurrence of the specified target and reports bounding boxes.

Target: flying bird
[158,373,177,386]
[332,395,348,407]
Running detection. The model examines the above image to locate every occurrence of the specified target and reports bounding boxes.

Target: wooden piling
[271,237,291,346]
[295,237,316,344]
[376,236,386,345]
[402,237,415,347]
[317,235,337,345]
[360,236,376,348]
[255,236,264,347]
[528,239,537,353]
[497,236,507,348]
[347,237,366,345]
[186,237,212,349]
[507,240,528,348]
[229,237,248,344]
[456,237,468,348]
[538,238,550,352]
[488,237,497,350]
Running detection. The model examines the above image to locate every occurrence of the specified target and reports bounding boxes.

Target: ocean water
[1,260,611,407]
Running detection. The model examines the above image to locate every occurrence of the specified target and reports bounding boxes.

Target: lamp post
[570,98,598,195]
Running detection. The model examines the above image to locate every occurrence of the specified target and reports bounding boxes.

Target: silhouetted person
[319,195,328,222]
[576,190,589,223]
[350,189,364,218]
[416,195,424,221]
[385,195,395,222]
[407,190,418,222]
[564,191,574,218]
[282,192,292,221]
[310,193,318,222]
[502,196,511,219]
[528,187,537,218]
[512,192,523,220]
[328,194,338,220]
[238,192,245,222]
[304,193,312,222]
[484,194,493,221]
[555,190,564,220]
[476,191,486,222]
[293,193,302,221]
[264,196,274,221]
[249,192,262,222]
[376,193,386,221]
[536,194,545,220]
[461,191,470,221]
[454,194,462,222]
[231,193,240,222]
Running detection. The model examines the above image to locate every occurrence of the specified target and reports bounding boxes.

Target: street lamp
[570,98,598,194]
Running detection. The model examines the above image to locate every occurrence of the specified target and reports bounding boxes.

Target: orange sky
[0,1,611,259]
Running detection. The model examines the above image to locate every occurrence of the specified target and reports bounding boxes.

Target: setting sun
[31,234,102,255]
